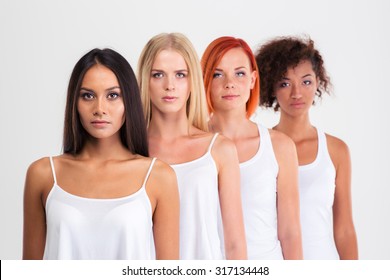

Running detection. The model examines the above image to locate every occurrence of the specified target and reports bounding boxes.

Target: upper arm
[270,130,302,259]
[328,136,354,232]
[327,135,358,258]
[147,160,179,260]
[271,130,300,230]
[212,135,247,259]
[23,158,51,259]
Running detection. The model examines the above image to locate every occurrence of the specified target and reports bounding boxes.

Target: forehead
[153,49,187,69]
[82,64,119,86]
[286,60,315,76]
[217,47,251,68]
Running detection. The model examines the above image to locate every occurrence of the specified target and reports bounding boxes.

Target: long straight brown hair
[63,48,149,156]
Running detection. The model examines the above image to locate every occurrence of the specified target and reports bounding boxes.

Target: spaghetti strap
[49,156,57,185]
[207,133,219,152]
[316,128,327,156]
[141,158,157,187]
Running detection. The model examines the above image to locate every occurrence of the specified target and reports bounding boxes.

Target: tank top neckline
[299,127,322,171]
[170,133,219,167]
[50,182,147,202]
[239,124,265,168]
[47,156,156,203]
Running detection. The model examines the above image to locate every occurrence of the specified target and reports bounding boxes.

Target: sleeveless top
[43,157,156,260]
[299,128,339,259]
[240,124,283,259]
[170,134,223,260]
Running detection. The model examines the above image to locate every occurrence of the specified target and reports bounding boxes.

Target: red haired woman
[202,37,303,259]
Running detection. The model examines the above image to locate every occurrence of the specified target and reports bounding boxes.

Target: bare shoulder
[149,158,176,182]
[269,129,297,154]
[25,157,54,195]
[326,133,349,152]
[26,157,53,183]
[210,134,239,171]
[212,133,237,154]
[325,133,351,164]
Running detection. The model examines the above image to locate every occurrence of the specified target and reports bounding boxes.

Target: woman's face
[274,60,318,118]
[77,64,125,140]
[210,47,256,114]
[149,49,190,116]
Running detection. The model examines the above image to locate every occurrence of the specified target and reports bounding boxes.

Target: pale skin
[208,47,303,259]
[273,59,358,259]
[147,49,247,259]
[23,64,179,260]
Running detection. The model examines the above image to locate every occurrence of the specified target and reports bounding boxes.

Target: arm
[147,160,180,260]
[212,135,247,259]
[23,158,50,259]
[271,130,303,259]
[328,135,358,259]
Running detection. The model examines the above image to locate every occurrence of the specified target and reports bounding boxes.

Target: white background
[0,0,389,259]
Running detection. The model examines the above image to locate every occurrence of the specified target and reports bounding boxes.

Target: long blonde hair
[137,33,209,132]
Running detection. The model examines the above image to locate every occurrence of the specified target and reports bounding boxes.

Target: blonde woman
[137,33,247,259]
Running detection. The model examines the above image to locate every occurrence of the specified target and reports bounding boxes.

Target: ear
[250,70,257,89]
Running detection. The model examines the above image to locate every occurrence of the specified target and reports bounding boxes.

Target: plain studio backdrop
[0,0,389,260]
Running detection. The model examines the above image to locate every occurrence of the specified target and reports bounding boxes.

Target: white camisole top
[240,124,283,259]
[299,128,339,259]
[43,157,156,260]
[170,133,224,260]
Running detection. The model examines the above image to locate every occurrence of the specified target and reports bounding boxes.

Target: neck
[148,111,190,140]
[210,108,253,140]
[274,112,314,141]
[80,135,132,161]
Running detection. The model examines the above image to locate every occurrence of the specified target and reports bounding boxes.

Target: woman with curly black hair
[255,36,358,259]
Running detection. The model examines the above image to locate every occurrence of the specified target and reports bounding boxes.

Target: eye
[279,82,289,88]
[152,72,163,78]
[303,80,312,85]
[236,71,246,77]
[107,92,120,99]
[80,92,94,100]
[213,72,222,78]
[176,72,187,78]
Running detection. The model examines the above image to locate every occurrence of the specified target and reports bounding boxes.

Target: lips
[162,96,177,102]
[290,102,305,108]
[222,94,239,100]
[91,120,110,127]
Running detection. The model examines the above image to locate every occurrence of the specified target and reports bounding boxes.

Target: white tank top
[170,134,223,260]
[240,124,283,259]
[43,157,156,260]
[299,128,339,259]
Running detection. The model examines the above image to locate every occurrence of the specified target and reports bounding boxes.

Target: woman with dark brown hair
[23,48,179,260]
[255,36,358,259]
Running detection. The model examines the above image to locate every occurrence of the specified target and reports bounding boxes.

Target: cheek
[119,104,125,120]
[274,91,287,104]
[177,79,190,93]
[149,82,161,100]
[76,103,87,121]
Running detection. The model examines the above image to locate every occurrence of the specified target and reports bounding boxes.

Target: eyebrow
[80,86,120,92]
[214,66,247,71]
[281,73,313,80]
[151,69,188,72]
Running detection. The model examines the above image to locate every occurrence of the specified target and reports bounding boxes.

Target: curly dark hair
[255,36,331,111]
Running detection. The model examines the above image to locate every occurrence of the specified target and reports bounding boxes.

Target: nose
[224,75,235,89]
[165,76,175,91]
[291,84,302,99]
[93,98,107,116]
